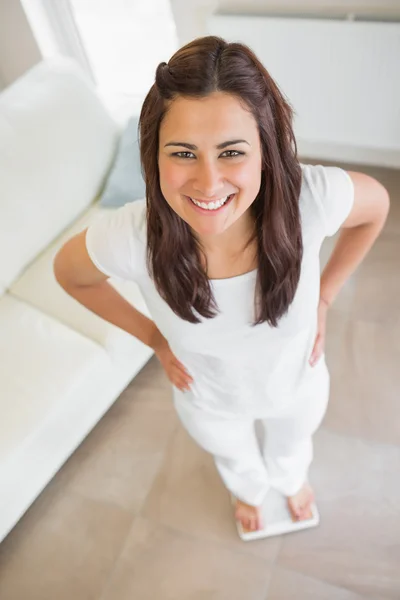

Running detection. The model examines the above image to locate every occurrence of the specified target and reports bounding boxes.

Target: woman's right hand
[153,334,194,392]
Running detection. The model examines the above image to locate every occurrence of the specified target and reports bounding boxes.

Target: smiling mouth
[186,194,235,211]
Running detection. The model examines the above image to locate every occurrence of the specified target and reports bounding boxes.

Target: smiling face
[158,92,263,250]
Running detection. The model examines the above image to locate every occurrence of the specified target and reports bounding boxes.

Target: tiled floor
[0,159,399,599]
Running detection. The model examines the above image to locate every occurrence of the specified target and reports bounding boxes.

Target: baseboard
[297,138,400,169]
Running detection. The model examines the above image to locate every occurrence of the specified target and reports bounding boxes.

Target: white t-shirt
[86,164,354,418]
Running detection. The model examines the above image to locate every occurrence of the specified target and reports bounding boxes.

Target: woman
[54,36,389,533]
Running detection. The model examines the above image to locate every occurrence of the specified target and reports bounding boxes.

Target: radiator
[208,13,400,167]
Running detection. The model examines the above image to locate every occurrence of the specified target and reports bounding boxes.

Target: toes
[288,502,303,521]
[287,485,315,522]
[241,516,259,532]
[250,516,263,531]
[234,502,263,532]
[242,518,252,532]
[248,516,256,531]
[294,504,313,521]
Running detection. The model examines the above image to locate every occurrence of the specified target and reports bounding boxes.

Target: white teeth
[189,195,231,210]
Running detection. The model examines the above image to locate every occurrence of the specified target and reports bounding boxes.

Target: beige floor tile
[266,566,370,600]
[100,515,271,600]
[349,232,400,324]
[0,487,132,600]
[142,424,283,561]
[51,362,179,512]
[324,311,400,445]
[277,428,400,599]
[383,191,400,236]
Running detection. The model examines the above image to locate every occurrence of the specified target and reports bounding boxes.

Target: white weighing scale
[231,487,320,542]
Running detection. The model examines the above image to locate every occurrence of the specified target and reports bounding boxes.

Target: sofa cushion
[99,115,146,207]
[9,201,152,359]
[0,294,111,462]
[0,56,120,292]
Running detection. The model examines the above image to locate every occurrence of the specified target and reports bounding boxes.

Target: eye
[171,150,244,159]
[221,150,244,158]
[171,151,195,159]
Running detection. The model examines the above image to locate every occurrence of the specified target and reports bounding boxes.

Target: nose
[192,159,225,198]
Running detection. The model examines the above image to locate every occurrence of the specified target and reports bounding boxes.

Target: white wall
[170,1,400,48]
[0,0,42,88]
[169,0,219,46]
[217,1,400,19]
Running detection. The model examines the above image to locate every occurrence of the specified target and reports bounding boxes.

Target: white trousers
[172,364,330,506]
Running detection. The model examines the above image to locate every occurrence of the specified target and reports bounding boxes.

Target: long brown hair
[139,35,303,327]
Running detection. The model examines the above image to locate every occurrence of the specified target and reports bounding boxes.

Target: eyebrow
[164,139,250,150]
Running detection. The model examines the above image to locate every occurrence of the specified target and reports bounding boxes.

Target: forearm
[60,280,165,351]
[320,220,385,307]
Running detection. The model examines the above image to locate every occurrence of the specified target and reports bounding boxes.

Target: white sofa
[0,57,154,544]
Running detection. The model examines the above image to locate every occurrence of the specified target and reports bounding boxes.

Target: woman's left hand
[309,296,329,367]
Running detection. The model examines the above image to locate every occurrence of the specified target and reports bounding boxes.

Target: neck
[195,209,256,257]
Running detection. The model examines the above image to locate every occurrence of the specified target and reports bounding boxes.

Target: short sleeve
[85,199,146,281]
[301,164,355,237]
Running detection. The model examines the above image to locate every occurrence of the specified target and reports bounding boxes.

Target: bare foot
[287,482,315,522]
[234,498,264,532]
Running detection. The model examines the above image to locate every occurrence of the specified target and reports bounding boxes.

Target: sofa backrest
[0,56,120,293]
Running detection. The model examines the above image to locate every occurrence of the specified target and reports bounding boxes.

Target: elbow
[382,186,390,220]
[376,184,390,229]
[53,248,71,289]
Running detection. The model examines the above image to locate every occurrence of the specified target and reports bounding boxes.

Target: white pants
[172,363,330,506]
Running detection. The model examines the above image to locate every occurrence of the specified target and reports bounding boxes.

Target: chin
[190,222,228,236]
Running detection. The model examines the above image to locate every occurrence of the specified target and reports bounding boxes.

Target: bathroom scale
[231,487,320,542]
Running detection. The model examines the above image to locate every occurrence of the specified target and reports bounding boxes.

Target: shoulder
[298,162,354,239]
[110,198,146,234]
[94,198,147,243]
[300,162,352,197]
[85,199,147,281]
[125,198,147,244]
